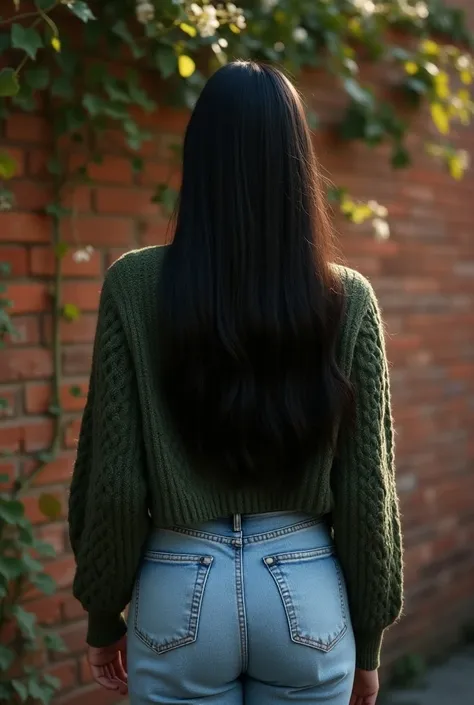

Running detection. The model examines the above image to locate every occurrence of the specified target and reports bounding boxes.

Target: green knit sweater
[69,245,402,670]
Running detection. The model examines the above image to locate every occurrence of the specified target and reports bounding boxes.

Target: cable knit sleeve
[332,285,403,671]
[68,272,150,647]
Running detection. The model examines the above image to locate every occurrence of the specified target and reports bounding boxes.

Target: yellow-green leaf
[404,61,418,76]
[39,494,62,521]
[460,70,472,85]
[51,37,61,53]
[448,155,464,180]
[433,71,449,100]
[0,152,17,180]
[229,23,241,34]
[430,103,449,135]
[178,55,196,78]
[180,23,197,38]
[421,40,439,56]
[62,303,81,321]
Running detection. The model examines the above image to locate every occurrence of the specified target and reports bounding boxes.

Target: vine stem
[0,1,58,26]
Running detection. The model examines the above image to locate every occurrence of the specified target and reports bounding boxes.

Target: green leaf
[32,539,56,559]
[11,605,37,641]
[11,24,44,60]
[0,68,20,97]
[0,644,14,671]
[21,553,44,573]
[36,450,54,464]
[11,680,28,702]
[43,674,61,690]
[156,46,177,79]
[344,78,373,108]
[0,684,11,700]
[30,572,57,596]
[391,144,411,169]
[45,203,71,218]
[82,93,103,117]
[62,303,81,322]
[132,156,144,173]
[154,184,178,214]
[43,631,67,653]
[0,497,25,524]
[24,66,50,90]
[65,0,95,22]
[38,493,62,521]
[69,385,82,397]
[48,404,62,417]
[54,242,69,259]
[112,20,144,59]
[0,151,17,180]
[27,676,54,705]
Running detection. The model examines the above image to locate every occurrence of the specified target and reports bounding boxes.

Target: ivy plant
[0,0,473,701]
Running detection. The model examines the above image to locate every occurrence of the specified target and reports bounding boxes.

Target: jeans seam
[234,536,248,671]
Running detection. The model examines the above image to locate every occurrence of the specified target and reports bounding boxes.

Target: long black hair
[160,61,352,488]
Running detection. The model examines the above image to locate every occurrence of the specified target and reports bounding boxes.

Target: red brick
[28,148,53,178]
[0,424,22,452]
[7,282,49,314]
[22,418,54,452]
[62,281,101,311]
[35,523,66,555]
[95,187,158,216]
[12,180,54,211]
[25,594,62,625]
[155,107,189,134]
[0,213,51,242]
[139,219,170,247]
[62,345,93,375]
[62,185,92,212]
[26,452,75,486]
[0,246,28,276]
[1,147,25,177]
[46,660,78,692]
[54,621,87,658]
[8,315,41,345]
[43,314,97,344]
[5,114,52,143]
[62,216,135,246]
[138,160,181,188]
[55,683,124,705]
[69,154,134,185]
[29,247,102,277]
[45,554,77,591]
[25,381,88,414]
[65,418,82,449]
[0,347,52,381]
[62,593,86,623]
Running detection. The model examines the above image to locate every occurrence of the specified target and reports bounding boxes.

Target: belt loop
[233,513,242,532]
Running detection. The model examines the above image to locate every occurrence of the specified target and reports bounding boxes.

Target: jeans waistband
[159,512,330,546]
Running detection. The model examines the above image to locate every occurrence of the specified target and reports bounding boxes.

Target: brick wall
[2,19,474,705]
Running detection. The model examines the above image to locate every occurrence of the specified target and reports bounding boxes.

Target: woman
[69,62,402,705]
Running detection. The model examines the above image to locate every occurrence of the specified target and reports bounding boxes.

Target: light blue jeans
[128,512,356,704]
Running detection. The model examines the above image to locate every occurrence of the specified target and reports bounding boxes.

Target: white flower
[368,200,388,218]
[425,62,439,76]
[190,3,202,15]
[73,246,94,263]
[274,41,285,52]
[218,38,229,48]
[212,43,222,53]
[415,2,429,19]
[261,0,278,10]
[227,2,237,12]
[135,0,155,24]
[292,27,308,43]
[373,218,390,240]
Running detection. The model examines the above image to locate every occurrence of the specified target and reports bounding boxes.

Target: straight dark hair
[160,61,352,489]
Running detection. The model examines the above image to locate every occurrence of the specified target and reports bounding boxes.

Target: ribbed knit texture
[69,245,403,670]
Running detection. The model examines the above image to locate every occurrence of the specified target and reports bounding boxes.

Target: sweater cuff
[86,612,127,648]
[355,631,384,670]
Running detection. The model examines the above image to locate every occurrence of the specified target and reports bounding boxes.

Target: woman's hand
[87,635,128,696]
[350,668,379,705]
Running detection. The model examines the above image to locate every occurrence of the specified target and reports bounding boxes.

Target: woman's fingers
[91,665,119,691]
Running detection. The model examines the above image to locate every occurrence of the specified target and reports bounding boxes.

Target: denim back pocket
[134,551,213,655]
[263,546,347,652]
